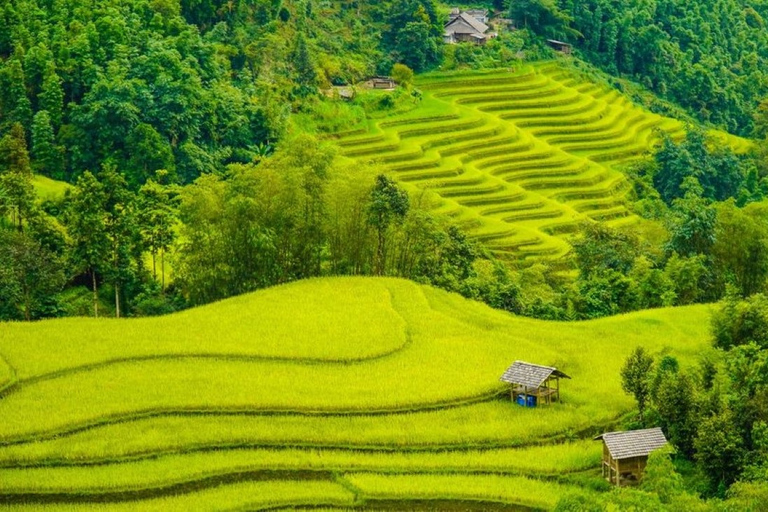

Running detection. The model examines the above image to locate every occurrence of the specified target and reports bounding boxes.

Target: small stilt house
[594,427,668,486]
[499,361,570,406]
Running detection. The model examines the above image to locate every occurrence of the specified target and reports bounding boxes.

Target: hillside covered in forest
[1,0,768,510]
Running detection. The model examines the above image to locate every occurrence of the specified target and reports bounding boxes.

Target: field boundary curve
[0,411,631,467]
[0,469,338,504]
[0,389,508,446]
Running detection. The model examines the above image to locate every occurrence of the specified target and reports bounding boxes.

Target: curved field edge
[343,473,591,511]
[0,403,631,464]
[0,442,600,493]
[0,278,410,379]
[0,480,356,511]
[0,279,713,441]
[0,354,16,394]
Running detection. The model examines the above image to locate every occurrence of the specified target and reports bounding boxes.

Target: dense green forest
[2,0,768,320]
[520,0,768,136]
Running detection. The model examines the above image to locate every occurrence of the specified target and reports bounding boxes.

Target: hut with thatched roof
[499,361,570,406]
[594,427,669,486]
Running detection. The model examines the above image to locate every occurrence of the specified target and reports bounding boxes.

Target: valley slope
[0,277,714,510]
[334,61,749,262]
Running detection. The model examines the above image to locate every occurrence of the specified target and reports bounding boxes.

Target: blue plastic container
[516,394,538,407]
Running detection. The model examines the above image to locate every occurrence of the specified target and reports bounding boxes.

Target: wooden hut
[594,427,668,486]
[369,76,396,89]
[547,39,572,54]
[499,361,570,406]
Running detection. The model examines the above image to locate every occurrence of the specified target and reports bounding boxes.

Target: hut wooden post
[595,428,668,487]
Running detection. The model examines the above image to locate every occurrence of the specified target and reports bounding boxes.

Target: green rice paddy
[334,62,750,261]
[3,64,745,510]
[0,276,715,510]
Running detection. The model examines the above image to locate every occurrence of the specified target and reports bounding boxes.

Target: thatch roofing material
[595,427,668,460]
[499,361,570,388]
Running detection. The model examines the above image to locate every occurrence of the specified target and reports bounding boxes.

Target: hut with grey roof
[547,39,572,54]
[499,361,570,406]
[444,12,494,45]
[594,427,668,486]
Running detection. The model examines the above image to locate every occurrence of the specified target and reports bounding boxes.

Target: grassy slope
[0,278,712,439]
[333,61,750,262]
[30,176,71,202]
[0,276,714,509]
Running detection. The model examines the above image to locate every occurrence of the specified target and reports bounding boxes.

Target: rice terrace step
[332,62,748,263]
[0,277,714,510]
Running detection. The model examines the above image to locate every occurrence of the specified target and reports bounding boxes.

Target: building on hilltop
[444,11,495,45]
[594,427,669,486]
[499,361,570,406]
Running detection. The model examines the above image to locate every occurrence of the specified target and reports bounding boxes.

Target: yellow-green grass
[0,353,15,393]
[0,442,600,493]
[0,402,618,463]
[31,175,71,202]
[344,473,589,510]
[0,278,713,442]
[333,61,750,262]
[0,277,718,509]
[0,278,408,380]
[0,480,355,511]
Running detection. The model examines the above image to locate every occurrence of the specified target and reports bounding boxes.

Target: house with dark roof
[499,361,570,406]
[547,39,572,54]
[444,11,494,45]
[594,427,669,486]
[448,8,488,23]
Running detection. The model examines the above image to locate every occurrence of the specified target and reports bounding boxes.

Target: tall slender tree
[99,165,139,318]
[621,346,655,421]
[31,110,64,179]
[0,123,35,230]
[67,171,109,317]
[138,178,178,289]
[367,174,409,275]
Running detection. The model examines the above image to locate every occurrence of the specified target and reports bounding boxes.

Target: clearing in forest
[333,61,749,262]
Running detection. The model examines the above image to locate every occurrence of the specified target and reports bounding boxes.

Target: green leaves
[621,346,654,420]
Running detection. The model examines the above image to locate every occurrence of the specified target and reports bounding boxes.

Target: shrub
[391,63,414,87]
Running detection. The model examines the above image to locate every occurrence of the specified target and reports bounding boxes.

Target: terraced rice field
[0,277,715,510]
[334,62,750,261]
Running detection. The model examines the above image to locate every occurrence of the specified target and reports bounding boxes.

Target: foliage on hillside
[607,293,768,502]
[550,0,768,136]
[0,0,436,186]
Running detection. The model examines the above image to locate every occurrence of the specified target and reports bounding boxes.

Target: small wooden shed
[547,39,572,54]
[369,76,396,89]
[594,427,668,486]
[499,361,570,406]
